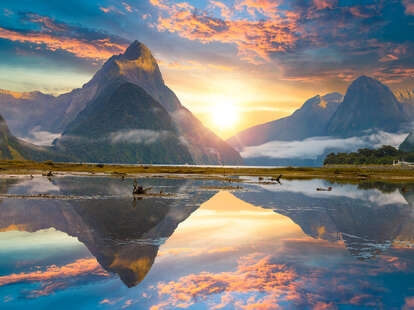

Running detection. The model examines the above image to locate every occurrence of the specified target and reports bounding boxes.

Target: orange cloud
[0,27,127,60]
[379,54,399,62]
[236,0,282,17]
[150,0,169,10]
[0,258,108,286]
[100,7,111,13]
[153,253,301,309]
[403,297,414,310]
[151,1,299,64]
[403,0,414,15]
[26,14,67,32]
[122,2,134,13]
[349,6,376,18]
[150,248,405,309]
[313,0,337,10]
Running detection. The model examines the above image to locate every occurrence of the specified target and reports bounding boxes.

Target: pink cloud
[122,2,134,13]
[313,0,337,10]
[0,26,127,61]
[152,253,303,309]
[236,0,283,17]
[403,297,414,310]
[0,258,108,286]
[151,1,299,64]
[403,0,414,15]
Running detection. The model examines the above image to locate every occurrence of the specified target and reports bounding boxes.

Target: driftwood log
[132,179,152,195]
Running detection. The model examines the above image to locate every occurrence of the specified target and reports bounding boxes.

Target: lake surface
[0,175,413,309]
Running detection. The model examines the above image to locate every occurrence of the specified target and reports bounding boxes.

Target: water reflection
[235,179,414,260]
[0,176,412,309]
[0,177,215,290]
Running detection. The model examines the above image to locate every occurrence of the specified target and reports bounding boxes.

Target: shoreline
[0,160,413,183]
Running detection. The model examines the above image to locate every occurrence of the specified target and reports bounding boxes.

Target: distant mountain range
[227,92,343,149]
[228,75,414,165]
[0,41,242,164]
[1,42,414,165]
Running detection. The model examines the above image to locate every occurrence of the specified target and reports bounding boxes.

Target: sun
[210,102,238,130]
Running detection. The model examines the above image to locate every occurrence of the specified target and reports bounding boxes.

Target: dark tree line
[324,145,414,165]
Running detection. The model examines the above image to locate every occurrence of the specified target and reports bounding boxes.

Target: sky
[0,0,413,138]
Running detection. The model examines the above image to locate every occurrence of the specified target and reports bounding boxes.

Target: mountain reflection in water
[0,176,412,309]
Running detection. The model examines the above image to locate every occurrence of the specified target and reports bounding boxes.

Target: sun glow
[210,102,239,130]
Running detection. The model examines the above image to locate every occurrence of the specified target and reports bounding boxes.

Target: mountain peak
[354,75,371,81]
[83,39,165,103]
[327,75,407,136]
[122,40,152,61]
[351,75,383,88]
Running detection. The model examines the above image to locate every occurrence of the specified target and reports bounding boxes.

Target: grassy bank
[0,160,413,182]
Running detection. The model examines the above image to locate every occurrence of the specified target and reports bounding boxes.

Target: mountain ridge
[227,92,343,150]
[327,75,411,136]
[0,41,242,165]
[53,82,194,164]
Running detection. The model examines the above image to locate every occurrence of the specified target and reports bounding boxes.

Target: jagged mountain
[0,114,70,161]
[77,40,241,164]
[327,76,411,136]
[54,82,193,164]
[0,41,241,165]
[227,76,414,166]
[399,132,414,152]
[227,92,343,149]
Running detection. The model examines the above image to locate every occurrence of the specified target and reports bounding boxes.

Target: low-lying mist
[241,130,409,160]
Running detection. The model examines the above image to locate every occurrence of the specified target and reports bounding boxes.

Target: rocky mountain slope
[227,76,414,166]
[399,132,414,152]
[227,92,343,149]
[54,82,193,164]
[85,41,241,164]
[327,76,411,136]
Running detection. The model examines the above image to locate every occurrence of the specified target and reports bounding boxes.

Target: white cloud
[257,179,408,206]
[12,177,60,194]
[241,131,409,159]
[109,129,170,144]
[20,128,61,146]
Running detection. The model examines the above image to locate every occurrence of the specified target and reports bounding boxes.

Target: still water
[0,176,413,309]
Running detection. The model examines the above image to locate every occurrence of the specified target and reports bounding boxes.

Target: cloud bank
[241,131,409,159]
[20,128,61,146]
[110,129,170,144]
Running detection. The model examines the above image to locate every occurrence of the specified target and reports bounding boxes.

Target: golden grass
[0,160,413,182]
